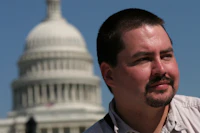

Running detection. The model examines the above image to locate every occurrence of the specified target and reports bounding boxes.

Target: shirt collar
[108,97,187,133]
[109,99,139,133]
[166,97,187,131]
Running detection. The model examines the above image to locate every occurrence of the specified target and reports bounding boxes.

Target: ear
[100,62,115,88]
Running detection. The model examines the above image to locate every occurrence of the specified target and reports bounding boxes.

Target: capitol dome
[11,0,103,111]
[25,0,87,53]
[26,20,87,52]
[0,0,105,132]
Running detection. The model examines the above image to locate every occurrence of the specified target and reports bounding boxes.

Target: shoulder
[173,94,200,109]
[84,121,103,133]
[84,119,111,133]
[171,95,200,131]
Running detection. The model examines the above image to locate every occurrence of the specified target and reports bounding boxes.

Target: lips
[148,80,171,91]
[149,80,171,88]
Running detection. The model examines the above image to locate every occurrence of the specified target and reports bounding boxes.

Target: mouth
[149,81,171,87]
[148,81,171,91]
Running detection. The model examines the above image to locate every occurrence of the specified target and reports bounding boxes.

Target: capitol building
[0,0,105,133]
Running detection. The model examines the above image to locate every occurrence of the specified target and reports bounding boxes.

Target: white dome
[27,19,83,41]
[10,1,104,124]
[24,0,87,53]
[25,19,87,52]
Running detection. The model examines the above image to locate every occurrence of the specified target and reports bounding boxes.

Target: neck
[115,99,169,133]
[153,105,169,133]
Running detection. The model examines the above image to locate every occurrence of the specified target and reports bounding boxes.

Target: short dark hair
[97,8,165,93]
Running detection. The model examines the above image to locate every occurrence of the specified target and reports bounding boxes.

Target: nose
[151,59,166,77]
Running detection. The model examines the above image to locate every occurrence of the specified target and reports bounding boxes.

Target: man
[84,8,200,133]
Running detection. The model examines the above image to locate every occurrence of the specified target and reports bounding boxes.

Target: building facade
[0,0,105,133]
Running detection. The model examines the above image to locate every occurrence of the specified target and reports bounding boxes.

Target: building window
[54,60,57,69]
[79,127,86,133]
[52,128,59,133]
[32,86,35,104]
[19,89,22,106]
[76,84,80,100]
[47,84,50,100]
[62,84,65,100]
[54,84,57,100]
[68,84,72,100]
[39,84,42,99]
[41,128,47,133]
[60,60,64,69]
[64,127,70,133]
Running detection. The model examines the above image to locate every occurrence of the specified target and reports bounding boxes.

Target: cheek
[167,62,179,78]
[117,66,152,86]
[173,66,180,87]
[166,62,180,87]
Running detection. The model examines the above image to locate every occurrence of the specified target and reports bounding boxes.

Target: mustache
[146,75,174,90]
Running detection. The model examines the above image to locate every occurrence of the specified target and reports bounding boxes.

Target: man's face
[111,25,179,108]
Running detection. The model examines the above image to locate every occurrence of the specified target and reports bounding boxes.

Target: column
[69,59,73,69]
[89,64,93,74]
[90,86,94,103]
[37,62,42,71]
[50,60,54,70]
[17,89,21,108]
[43,61,48,71]
[59,128,64,133]
[93,86,97,104]
[50,84,55,102]
[36,128,40,133]
[18,89,22,107]
[42,84,47,103]
[14,89,18,109]
[83,85,87,102]
[22,89,27,107]
[57,84,62,102]
[90,86,94,104]
[65,60,68,69]
[94,86,98,104]
[96,86,101,105]
[88,86,92,103]
[94,87,98,104]
[79,84,84,102]
[93,86,98,104]
[31,65,36,72]
[64,84,69,102]
[34,84,40,104]
[60,60,64,70]
[16,89,21,108]
[48,128,52,133]
[70,127,79,133]
[12,90,15,109]
[71,84,76,102]
[85,85,89,102]
[28,86,33,106]
[56,59,60,70]
[75,60,78,70]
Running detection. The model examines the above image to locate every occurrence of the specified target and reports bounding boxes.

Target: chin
[145,89,175,108]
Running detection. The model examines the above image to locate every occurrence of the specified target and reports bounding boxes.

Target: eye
[129,57,152,66]
[136,57,151,62]
[161,54,173,60]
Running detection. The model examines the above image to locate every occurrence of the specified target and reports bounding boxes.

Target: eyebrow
[160,47,173,54]
[131,47,174,58]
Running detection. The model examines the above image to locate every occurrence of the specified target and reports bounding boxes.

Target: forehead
[121,25,172,52]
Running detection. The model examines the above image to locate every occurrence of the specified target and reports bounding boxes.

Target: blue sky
[0,0,200,118]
